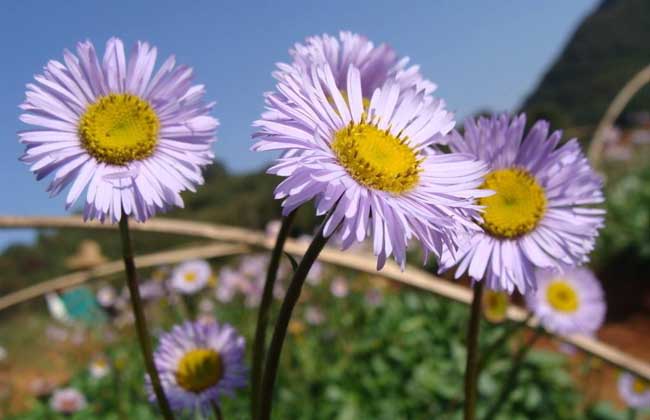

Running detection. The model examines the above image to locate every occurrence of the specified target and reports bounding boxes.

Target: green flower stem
[478,312,533,372]
[118,214,175,420]
[464,280,484,420]
[627,408,637,420]
[211,401,224,420]
[251,212,297,419]
[258,221,331,420]
[482,328,544,420]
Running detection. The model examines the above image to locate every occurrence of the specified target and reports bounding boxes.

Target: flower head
[254,60,487,269]
[50,387,87,414]
[96,285,117,308]
[330,276,349,298]
[526,267,606,335]
[19,38,217,223]
[440,114,604,293]
[149,321,246,414]
[89,356,110,379]
[618,372,650,409]
[170,260,212,295]
[304,305,326,325]
[288,31,435,100]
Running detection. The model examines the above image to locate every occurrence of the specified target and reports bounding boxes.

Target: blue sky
[0,0,598,248]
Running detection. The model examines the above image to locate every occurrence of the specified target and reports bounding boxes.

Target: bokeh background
[2,0,650,418]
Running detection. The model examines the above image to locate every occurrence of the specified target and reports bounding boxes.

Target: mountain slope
[522,0,650,128]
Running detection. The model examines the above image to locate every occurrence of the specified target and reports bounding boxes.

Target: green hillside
[522,0,650,128]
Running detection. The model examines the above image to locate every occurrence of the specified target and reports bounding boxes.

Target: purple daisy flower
[289,31,435,99]
[148,320,246,414]
[525,267,606,335]
[253,63,488,269]
[169,260,212,295]
[618,372,650,409]
[439,114,605,293]
[19,38,217,223]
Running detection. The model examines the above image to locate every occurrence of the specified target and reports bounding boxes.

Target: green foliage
[8,281,624,419]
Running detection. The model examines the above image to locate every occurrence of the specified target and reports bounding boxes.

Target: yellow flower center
[184,272,198,283]
[633,378,649,394]
[332,122,421,194]
[79,93,159,166]
[483,290,509,323]
[175,348,223,393]
[546,280,580,313]
[478,168,547,238]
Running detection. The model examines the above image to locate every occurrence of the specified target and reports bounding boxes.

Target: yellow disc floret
[546,280,580,313]
[184,272,198,283]
[332,122,421,194]
[478,168,547,238]
[633,378,649,394]
[79,93,159,166]
[175,348,223,393]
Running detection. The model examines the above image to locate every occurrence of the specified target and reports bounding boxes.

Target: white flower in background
[170,260,212,295]
[365,288,383,307]
[50,387,87,414]
[265,220,282,239]
[199,298,216,314]
[139,279,166,300]
[239,255,268,278]
[305,306,326,325]
[618,372,650,409]
[71,328,86,346]
[96,285,117,308]
[89,356,110,379]
[216,267,247,303]
[330,276,349,298]
[46,325,69,342]
[525,267,606,336]
[29,378,57,398]
[306,261,323,286]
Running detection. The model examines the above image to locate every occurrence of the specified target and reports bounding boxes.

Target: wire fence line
[0,215,649,381]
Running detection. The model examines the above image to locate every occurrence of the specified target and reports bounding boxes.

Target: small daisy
[440,114,605,293]
[50,387,87,415]
[265,220,282,239]
[139,279,166,300]
[306,261,324,286]
[30,378,57,399]
[253,62,487,269]
[89,356,110,379]
[215,267,246,303]
[365,288,384,307]
[525,267,606,335]
[288,31,435,101]
[198,297,215,314]
[238,255,268,278]
[304,305,326,325]
[618,372,650,409]
[19,38,217,223]
[482,290,509,323]
[96,285,117,308]
[170,260,212,295]
[149,321,247,414]
[330,276,349,298]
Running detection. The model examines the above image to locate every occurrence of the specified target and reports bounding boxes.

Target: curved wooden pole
[588,63,650,168]
[0,242,249,311]
[0,215,649,380]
